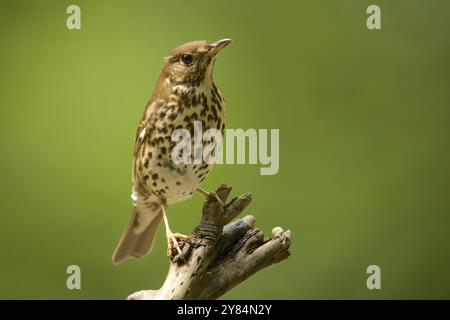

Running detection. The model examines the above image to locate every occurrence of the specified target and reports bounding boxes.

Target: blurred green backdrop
[0,0,449,299]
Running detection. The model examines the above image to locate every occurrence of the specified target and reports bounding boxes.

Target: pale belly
[147,162,214,205]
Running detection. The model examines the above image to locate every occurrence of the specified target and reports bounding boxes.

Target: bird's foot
[166,232,190,259]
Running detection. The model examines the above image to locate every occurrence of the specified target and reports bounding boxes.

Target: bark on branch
[128,184,292,300]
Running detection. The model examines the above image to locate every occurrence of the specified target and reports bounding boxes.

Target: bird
[112,39,232,264]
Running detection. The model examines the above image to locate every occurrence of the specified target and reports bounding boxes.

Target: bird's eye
[180,54,193,65]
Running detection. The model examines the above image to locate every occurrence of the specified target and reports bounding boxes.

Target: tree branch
[127,184,292,300]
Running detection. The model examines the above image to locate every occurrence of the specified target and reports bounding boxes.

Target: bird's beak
[209,38,232,56]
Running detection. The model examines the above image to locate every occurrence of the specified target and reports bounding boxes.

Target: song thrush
[112,39,231,264]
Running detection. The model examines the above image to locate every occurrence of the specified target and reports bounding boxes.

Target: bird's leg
[197,187,225,207]
[161,205,185,257]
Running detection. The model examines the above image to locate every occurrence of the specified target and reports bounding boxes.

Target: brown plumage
[112,39,231,264]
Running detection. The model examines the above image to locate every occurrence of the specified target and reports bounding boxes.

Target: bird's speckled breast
[136,82,226,205]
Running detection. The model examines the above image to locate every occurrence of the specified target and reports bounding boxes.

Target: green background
[0,0,449,299]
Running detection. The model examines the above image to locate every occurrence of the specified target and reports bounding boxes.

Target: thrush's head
[163,39,231,86]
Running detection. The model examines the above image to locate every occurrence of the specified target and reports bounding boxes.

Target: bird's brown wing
[132,70,172,158]
[132,99,166,184]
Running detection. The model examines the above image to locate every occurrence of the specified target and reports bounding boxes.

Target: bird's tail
[112,206,162,265]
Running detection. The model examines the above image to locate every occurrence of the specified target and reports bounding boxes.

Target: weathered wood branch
[127,184,292,300]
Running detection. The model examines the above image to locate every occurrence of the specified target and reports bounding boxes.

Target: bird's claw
[167,232,190,258]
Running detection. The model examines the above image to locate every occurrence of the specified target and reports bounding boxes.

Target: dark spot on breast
[202,100,209,111]
[191,95,197,106]
[211,105,217,116]
[152,173,159,180]
[186,123,194,136]
[168,112,177,121]
[181,92,191,108]
[176,181,181,186]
